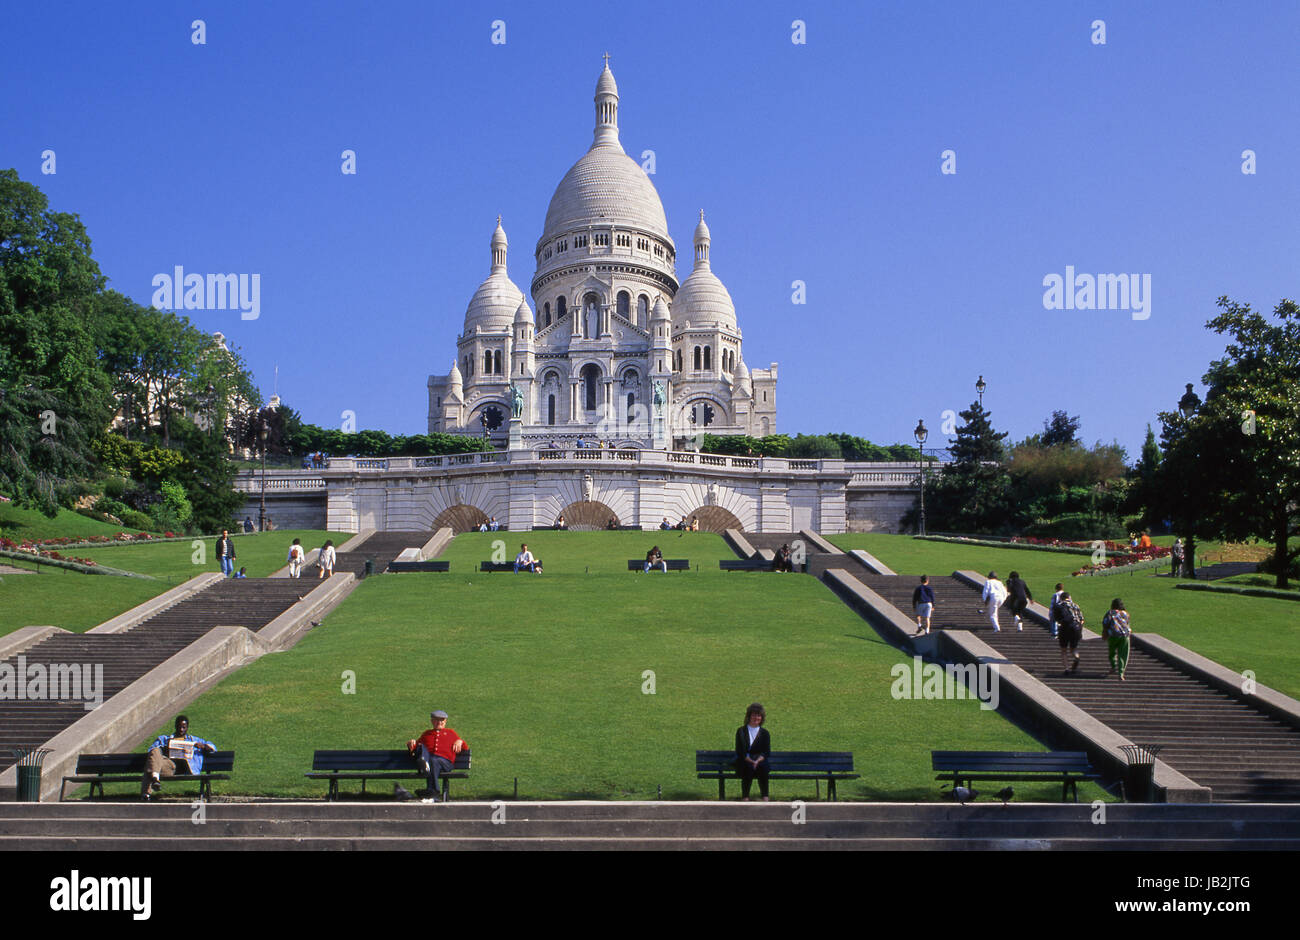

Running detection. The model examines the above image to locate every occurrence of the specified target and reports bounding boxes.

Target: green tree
[1155,298,1300,587]
[917,400,1013,534]
[1040,410,1082,448]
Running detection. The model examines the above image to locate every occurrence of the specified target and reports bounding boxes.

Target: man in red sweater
[406,710,468,803]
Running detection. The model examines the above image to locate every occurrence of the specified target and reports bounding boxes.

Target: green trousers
[1107,635,1130,677]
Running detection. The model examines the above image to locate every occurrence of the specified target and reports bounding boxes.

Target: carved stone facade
[428,62,777,447]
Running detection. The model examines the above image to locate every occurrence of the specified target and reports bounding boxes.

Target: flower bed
[1070,545,1171,577]
[0,531,183,553]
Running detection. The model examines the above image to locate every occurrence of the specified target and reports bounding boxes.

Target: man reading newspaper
[140,715,216,800]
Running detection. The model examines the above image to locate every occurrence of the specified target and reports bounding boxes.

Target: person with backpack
[1055,591,1085,674]
[287,538,305,578]
[981,572,1008,632]
[1006,571,1032,631]
[912,575,936,635]
[1047,582,1066,637]
[1102,598,1132,680]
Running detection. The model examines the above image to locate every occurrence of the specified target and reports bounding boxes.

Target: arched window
[674,349,682,372]
[627,392,635,420]
[548,395,556,425]
[617,291,630,320]
[693,347,701,370]
[581,364,600,412]
[494,350,503,374]
[637,295,649,324]
[704,346,712,371]
[484,351,492,374]
[558,296,567,318]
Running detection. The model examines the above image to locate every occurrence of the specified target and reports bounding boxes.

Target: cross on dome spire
[602,51,611,68]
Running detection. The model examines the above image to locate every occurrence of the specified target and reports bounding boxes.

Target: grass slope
[832,534,1300,700]
[159,533,1107,802]
[0,530,348,636]
[0,503,158,542]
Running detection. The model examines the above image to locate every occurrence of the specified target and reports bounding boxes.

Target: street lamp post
[975,375,987,408]
[914,419,928,536]
[258,417,269,533]
[1177,383,1201,579]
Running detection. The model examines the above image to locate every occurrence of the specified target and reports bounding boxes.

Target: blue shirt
[150,733,215,774]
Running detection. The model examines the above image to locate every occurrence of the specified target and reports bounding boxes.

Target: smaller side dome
[734,357,752,392]
[449,360,463,387]
[651,295,671,321]
[514,297,534,325]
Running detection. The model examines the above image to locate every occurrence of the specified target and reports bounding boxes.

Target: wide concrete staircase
[0,532,435,777]
[849,572,1300,802]
[3,801,1298,849]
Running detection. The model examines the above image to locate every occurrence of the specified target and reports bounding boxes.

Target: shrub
[118,509,155,530]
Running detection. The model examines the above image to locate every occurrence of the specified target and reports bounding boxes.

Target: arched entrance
[557,500,619,530]
[431,504,490,533]
[683,506,743,533]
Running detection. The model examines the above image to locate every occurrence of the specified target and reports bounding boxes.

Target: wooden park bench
[719,558,775,572]
[60,751,235,801]
[931,750,1099,802]
[627,559,690,571]
[695,750,858,800]
[305,749,472,801]
[387,560,450,573]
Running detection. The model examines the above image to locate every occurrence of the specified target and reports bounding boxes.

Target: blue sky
[4,0,1297,457]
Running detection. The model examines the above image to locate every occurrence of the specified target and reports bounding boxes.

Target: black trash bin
[1120,743,1163,802]
[12,747,53,802]
[363,558,375,578]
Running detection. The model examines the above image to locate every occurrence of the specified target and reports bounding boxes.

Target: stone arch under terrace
[683,505,744,533]
[431,504,490,533]
[557,500,620,530]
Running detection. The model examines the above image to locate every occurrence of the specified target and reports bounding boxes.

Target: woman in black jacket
[734,703,771,801]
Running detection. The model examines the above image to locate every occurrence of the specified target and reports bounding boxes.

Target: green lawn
[156,532,1110,802]
[0,503,158,542]
[831,534,1300,700]
[0,529,348,636]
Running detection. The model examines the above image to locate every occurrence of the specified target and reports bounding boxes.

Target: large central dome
[542,146,670,242]
[539,64,671,245]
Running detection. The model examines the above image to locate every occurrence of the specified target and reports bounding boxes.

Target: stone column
[759,485,790,534]
[637,476,665,530]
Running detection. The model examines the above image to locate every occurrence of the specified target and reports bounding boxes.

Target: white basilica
[427,61,777,447]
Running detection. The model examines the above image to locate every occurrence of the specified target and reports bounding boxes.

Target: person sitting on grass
[645,545,667,573]
[234,567,247,579]
[514,543,541,573]
[140,715,215,801]
[659,517,672,530]
[407,710,468,803]
[606,516,619,530]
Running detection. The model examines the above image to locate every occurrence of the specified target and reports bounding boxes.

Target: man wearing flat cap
[407,710,468,803]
